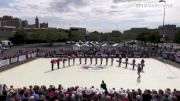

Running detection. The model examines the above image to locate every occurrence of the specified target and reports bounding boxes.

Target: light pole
[159,0,166,43]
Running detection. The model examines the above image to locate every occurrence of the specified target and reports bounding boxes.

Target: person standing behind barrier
[125,57,128,68]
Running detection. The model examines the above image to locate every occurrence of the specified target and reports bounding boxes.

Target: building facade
[158,24,177,41]
[0,16,22,28]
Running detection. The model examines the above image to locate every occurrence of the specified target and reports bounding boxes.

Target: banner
[19,55,26,62]
[10,57,18,63]
[162,52,168,59]
[0,59,10,67]
[175,56,180,63]
[31,52,37,58]
[27,54,32,58]
[37,52,46,57]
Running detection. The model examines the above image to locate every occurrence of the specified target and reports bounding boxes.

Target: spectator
[100,80,107,92]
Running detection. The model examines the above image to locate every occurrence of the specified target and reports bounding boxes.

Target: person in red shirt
[68,56,71,66]
[141,58,145,71]
[106,56,108,66]
[90,55,93,64]
[72,54,75,65]
[125,57,128,68]
[63,58,67,67]
[95,55,98,65]
[111,57,114,66]
[137,64,142,78]
[85,54,87,64]
[132,58,136,70]
[117,55,122,67]
[56,58,62,69]
[79,56,82,64]
[51,59,55,71]
[100,56,103,65]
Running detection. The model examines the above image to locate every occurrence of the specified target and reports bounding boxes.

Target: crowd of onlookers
[0,42,160,60]
[0,83,180,101]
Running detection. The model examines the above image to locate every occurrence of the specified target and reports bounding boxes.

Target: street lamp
[159,0,166,43]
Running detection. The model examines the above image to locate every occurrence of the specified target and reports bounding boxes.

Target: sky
[0,0,179,32]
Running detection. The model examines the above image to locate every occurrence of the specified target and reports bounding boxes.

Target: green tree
[108,30,122,42]
[174,30,180,43]
[137,31,151,42]
[56,31,68,41]
[149,31,161,43]
[70,31,85,41]
[28,30,46,42]
[9,29,27,45]
[88,31,101,41]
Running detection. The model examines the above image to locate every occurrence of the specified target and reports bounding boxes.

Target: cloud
[49,0,90,12]
[113,0,138,3]
[0,0,179,32]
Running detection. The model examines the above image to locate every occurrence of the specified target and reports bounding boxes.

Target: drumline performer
[137,64,142,78]
[72,55,75,65]
[85,54,87,64]
[125,57,128,68]
[111,57,114,66]
[51,59,55,71]
[118,55,122,67]
[132,58,136,70]
[100,56,103,65]
[106,56,108,66]
[68,56,71,66]
[141,58,145,71]
[79,56,82,64]
[95,55,98,65]
[56,58,61,69]
[63,58,66,67]
[90,55,93,64]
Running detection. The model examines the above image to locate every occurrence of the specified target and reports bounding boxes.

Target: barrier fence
[0,51,180,68]
[0,52,37,68]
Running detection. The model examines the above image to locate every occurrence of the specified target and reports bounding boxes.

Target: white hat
[29,96,35,100]
[76,88,83,94]
[55,90,59,93]
[85,89,92,95]
[109,89,114,94]
[136,95,141,100]
[118,89,123,94]
[122,93,128,98]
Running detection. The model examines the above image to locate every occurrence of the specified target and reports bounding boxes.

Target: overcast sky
[0,0,179,32]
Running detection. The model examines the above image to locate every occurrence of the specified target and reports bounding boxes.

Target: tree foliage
[87,31,101,41]
[174,30,180,43]
[8,28,163,45]
[9,29,69,45]
[9,29,27,44]
[137,31,160,43]
[69,31,85,41]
